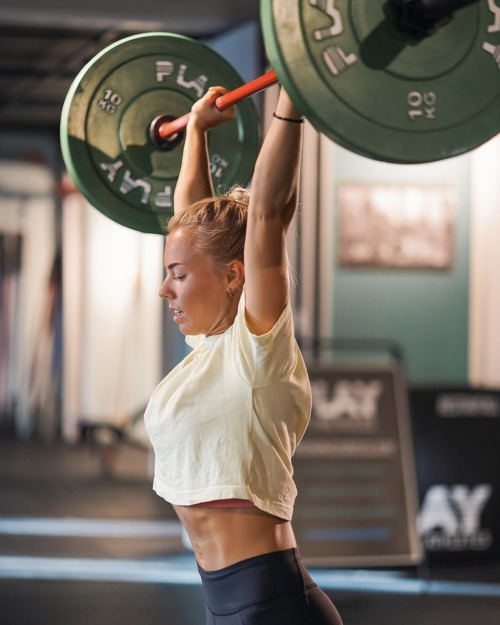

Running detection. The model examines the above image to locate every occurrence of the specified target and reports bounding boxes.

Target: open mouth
[171,308,184,322]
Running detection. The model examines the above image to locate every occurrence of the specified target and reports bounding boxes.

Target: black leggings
[198,547,343,625]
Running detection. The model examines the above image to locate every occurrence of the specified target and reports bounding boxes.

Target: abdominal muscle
[173,504,297,571]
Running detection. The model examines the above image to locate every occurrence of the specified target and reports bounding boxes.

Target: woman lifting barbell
[144,85,343,625]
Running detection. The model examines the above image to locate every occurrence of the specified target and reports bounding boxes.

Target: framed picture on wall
[337,183,458,269]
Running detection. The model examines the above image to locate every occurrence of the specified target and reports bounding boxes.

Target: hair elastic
[272,112,305,123]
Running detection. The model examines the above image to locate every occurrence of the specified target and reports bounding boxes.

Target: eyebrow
[167,262,183,270]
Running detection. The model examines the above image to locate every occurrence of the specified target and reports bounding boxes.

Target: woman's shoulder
[237,289,294,344]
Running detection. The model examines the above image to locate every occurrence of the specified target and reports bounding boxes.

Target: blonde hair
[167,187,250,272]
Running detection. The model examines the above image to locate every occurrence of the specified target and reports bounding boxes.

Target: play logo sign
[418,484,493,552]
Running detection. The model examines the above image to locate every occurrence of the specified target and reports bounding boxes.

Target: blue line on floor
[1,556,500,597]
[0,556,200,585]
[0,517,182,538]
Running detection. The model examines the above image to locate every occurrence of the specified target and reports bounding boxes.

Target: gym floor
[1,435,499,625]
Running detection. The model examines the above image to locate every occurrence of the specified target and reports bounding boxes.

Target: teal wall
[332,147,471,385]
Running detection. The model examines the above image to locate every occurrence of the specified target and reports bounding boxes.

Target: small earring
[227,289,234,297]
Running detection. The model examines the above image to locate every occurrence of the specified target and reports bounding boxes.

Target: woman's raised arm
[244,88,304,335]
[173,87,235,214]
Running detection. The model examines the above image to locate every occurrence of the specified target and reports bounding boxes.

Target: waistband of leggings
[198,547,314,615]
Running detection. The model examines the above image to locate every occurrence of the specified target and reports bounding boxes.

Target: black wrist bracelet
[272,112,305,123]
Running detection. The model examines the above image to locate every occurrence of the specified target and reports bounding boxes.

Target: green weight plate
[261,0,500,163]
[60,33,260,234]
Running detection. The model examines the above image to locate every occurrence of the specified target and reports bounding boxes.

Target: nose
[158,276,171,300]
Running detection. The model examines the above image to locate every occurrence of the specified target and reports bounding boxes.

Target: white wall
[0,160,56,439]
[469,135,500,388]
[62,194,164,442]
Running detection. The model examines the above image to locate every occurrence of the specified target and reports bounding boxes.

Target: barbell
[60,0,500,234]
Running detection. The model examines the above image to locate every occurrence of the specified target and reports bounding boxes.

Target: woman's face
[159,228,236,336]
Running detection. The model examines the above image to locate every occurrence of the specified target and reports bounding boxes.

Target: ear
[226,259,245,292]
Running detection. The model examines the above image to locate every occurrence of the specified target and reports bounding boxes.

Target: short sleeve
[232,291,297,388]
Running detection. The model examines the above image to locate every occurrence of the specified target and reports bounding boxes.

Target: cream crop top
[144,291,312,521]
